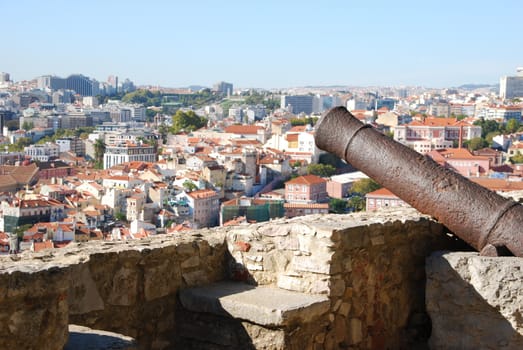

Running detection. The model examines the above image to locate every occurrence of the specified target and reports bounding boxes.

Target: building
[56,137,85,156]
[213,81,233,96]
[103,142,156,169]
[427,148,490,177]
[476,105,522,122]
[177,189,220,228]
[220,197,284,225]
[285,175,328,203]
[281,95,314,115]
[365,188,409,211]
[500,68,523,99]
[326,171,369,199]
[38,74,100,96]
[283,203,329,218]
[393,117,481,154]
[24,143,60,161]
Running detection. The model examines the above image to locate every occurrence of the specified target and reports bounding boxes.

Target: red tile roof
[225,125,263,134]
[286,174,327,185]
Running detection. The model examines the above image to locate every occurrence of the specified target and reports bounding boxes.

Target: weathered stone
[181,255,200,269]
[349,318,363,345]
[277,274,308,292]
[330,278,345,297]
[427,252,523,349]
[291,255,332,274]
[338,302,351,317]
[259,225,290,237]
[246,263,263,271]
[143,260,181,301]
[182,270,209,286]
[179,282,330,326]
[370,234,385,246]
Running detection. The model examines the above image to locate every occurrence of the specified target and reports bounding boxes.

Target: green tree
[8,137,32,151]
[307,164,336,177]
[474,118,500,138]
[347,195,365,212]
[485,131,501,146]
[329,198,347,214]
[171,110,207,133]
[183,180,198,192]
[22,121,34,131]
[510,153,523,164]
[351,178,381,195]
[506,118,520,134]
[464,137,488,151]
[94,138,106,169]
[14,224,33,240]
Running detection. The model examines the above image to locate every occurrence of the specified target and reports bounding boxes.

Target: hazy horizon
[2,0,522,89]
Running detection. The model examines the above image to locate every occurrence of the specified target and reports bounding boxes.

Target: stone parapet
[427,251,523,349]
[0,208,464,349]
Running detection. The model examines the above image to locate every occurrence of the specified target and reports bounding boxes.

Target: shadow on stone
[426,251,523,349]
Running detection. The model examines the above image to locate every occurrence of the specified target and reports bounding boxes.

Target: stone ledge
[179,281,330,326]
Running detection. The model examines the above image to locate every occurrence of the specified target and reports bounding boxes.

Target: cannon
[315,106,523,257]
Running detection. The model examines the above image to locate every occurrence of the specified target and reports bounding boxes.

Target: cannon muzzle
[315,106,523,257]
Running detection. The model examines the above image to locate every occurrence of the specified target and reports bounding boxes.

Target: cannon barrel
[315,106,523,257]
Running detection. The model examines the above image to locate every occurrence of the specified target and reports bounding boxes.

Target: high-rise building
[213,81,233,96]
[500,68,523,99]
[281,95,314,115]
[0,72,10,83]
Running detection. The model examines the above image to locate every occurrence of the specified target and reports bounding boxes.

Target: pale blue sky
[1,0,522,89]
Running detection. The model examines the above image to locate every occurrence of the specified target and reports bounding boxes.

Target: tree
[22,121,34,131]
[329,198,347,214]
[485,131,501,147]
[183,180,198,192]
[171,110,207,133]
[510,153,523,164]
[94,138,106,169]
[8,137,32,152]
[351,178,381,195]
[464,137,488,151]
[474,118,500,138]
[347,195,365,212]
[506,118,520,134]
[307,164,336,177]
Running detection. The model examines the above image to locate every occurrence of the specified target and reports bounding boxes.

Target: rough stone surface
[180,281,330,326]
[427,251,523,349]
[0,208,468,350]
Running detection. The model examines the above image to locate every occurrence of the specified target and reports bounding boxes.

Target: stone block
[427,251,523,349]
[179,282,330,326]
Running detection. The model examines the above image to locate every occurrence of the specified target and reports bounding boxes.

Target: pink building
[393,117,482,154]
[285,175,328,203]
[284,203,329,218]
[365,188,409,211]
[427,148,490,177]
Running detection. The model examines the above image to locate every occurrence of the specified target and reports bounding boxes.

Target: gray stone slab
[179,281,330,327]
[65,324,137,350]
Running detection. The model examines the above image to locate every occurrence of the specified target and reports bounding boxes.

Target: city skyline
[2,0,523,89]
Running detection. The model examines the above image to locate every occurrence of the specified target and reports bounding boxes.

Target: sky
[1,0,523,89]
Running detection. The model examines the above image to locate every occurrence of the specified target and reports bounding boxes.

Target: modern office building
[500,68,523,99]
[213,81,233,96]
[37,74,100,96]
[281,95,314,115]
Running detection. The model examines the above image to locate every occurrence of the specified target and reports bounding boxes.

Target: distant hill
[458,83,497,90]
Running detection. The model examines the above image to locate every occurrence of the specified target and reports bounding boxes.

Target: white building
[103,142,156,169]
[500,68,523,99]
[24,143,60,161]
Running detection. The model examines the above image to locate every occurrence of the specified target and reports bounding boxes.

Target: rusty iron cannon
[315,106,523,257]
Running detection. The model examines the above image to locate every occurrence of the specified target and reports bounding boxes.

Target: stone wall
[0,208,466,349]
[427,252,523,349]
[0,230,228,350]
[226,208,466,349]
